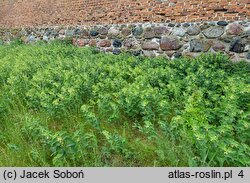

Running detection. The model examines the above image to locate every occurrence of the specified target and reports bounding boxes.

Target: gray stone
[143,50,155,57]
[190,39,211,52]
[144,27,155,39]
[28,35,36,42]
[73,28,82,35]
[174,52,182,58]
[246,52,250,59]
[202,27,224,38]
[124,38,138,49]
[187,25,201,35]
[90,30,99,37]
[132,26,143,37]
[160,36,182,51]
[65,30,74,37]
[142,41,159,50]
[229,38,246,53]
[168,23,175,27]
[132,50,142,56]
[182,23,190,27]
[113,39,122,48]
[217,21,228,26]
[42,35,49,42]
[113,49,121,55]
[173,28,186,37]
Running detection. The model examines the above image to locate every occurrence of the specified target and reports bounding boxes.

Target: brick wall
[0,0,249,27]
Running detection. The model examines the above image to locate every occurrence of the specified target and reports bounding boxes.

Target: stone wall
[1,21,249,61]
[0,0,249,28]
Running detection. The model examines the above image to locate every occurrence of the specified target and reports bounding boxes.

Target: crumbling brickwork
[0,0,249,27]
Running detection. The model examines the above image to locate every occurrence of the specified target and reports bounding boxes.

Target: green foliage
[0,42,249,167]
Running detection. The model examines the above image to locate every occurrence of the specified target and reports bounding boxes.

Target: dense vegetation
[0,41,249,167]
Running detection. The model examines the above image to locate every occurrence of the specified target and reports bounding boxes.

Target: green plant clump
[0,41,249,167]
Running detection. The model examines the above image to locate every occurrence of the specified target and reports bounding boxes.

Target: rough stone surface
[217,21,228,26]
[132,26,143,37]
[187,25,201,35]
[113,49,121,55]
[246,52,250,59]
[144,27,156,39]
[142,41,159,50]
[212,41,226,51]
[99,40,111,47]
[226,23,244,35]
[90,30,99,37]
[190,39,211,52]
[202,27,224,38]
[229,38,246,53]
[113,39,122,48]
[1,21,249,61]
[160,36,182,51]
[173,28,186,37]
[108,27,120,37]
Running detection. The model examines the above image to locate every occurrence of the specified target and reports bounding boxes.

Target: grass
[0,41,249,167]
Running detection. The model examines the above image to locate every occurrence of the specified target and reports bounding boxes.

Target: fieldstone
[90,30,99,37]
[132,26,143,37]
[98,34,107,39]
[124,38,136,49]
[89,40,97,46]
[212,41,226,51]
[121,28,131,36]
[28,35,36,42]
[113,39,122,48]
[142,41,159,50]
[174,52,182,58]
[246,52,250,59]
[42,35,49,42]
[143,50,155,57]
[108,27,120,37]
[113,49,121,55]
[187,25,201,35]
[105,48,113,52]
[97,27,108,35]
[99,40,111,47]
[226,23,244,35]
[132,50,142,56]
[168,23,175,27]
[217,21,228,26]
[229,38,246,53]
[173,28,186,37]
[76,39,87,47]
[153,27,168,36]
[65,30,74,37]
[160,36,182,51]
[144,27,155,39]
[182,23,190,27]
[190,39,211,52]
[80,29,90,38]
[202,27,224,38]
[73,28,82,36]
[209,22,216,26]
